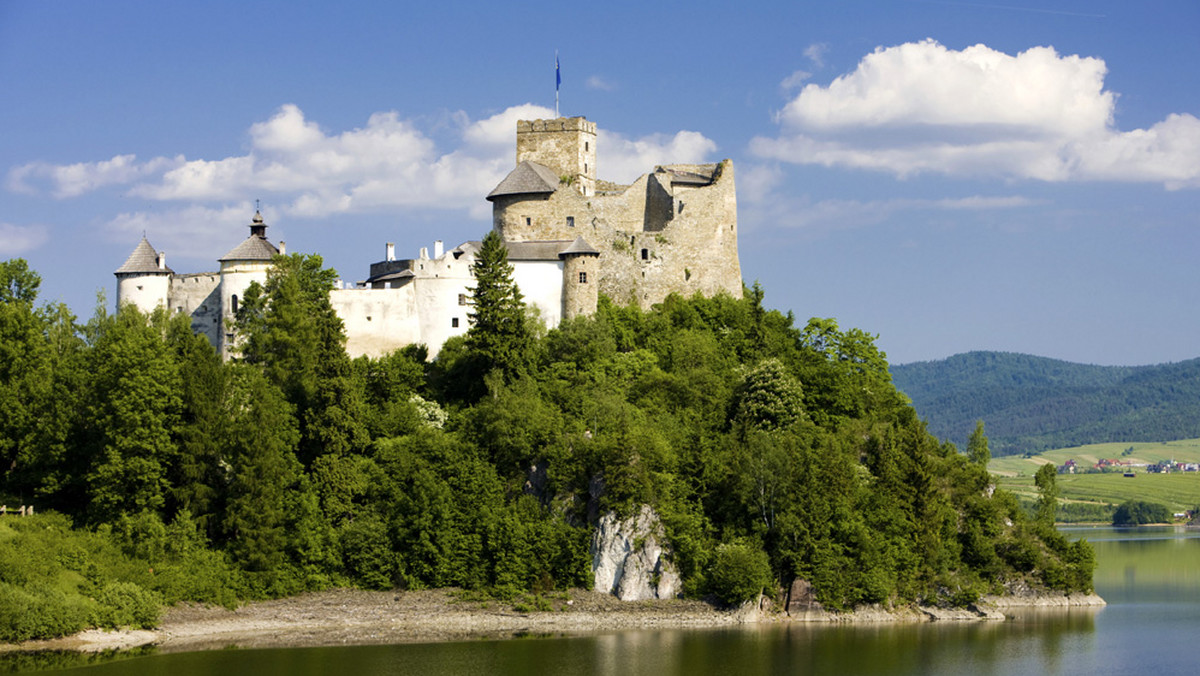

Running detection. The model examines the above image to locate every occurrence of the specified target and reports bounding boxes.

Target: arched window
[231,294,239,314]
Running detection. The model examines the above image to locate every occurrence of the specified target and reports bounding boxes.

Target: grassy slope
[992,438,1200,513]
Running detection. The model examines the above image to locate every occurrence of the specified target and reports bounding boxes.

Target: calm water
[9,526,1200,675]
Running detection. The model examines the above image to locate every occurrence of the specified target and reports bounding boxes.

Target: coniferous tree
[967,420,990,466]
[466,230,530,380]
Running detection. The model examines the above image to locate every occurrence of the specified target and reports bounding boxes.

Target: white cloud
[586,75,616,91]
[105,203,264,262]
[10,103,719,225]
[804,43,828,68]
[8,155,181,198]
[780,69,812,92]
[598,130,718,184]
[0,222,49,255]
[751,40,1200,187]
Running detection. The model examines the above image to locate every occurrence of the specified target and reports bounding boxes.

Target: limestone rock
[591,505,681,601]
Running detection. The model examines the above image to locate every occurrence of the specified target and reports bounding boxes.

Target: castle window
[136,285,143,291]
[579,271,587,283]
[458,293,467,306]
[585,141,589,152]
[567,216,575,228]
[640,248,649,261]
[451,317,459,328]
[584,163,588,174]
[231,294,238,313]
[525,216,531,226]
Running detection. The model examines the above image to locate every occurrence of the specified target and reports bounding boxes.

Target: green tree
[967,420,990,466]
[0,259,52,494]
[1034,463,1059,528]
[236,253,368,468]
[84,305,182,522]
[466,230,531,381]
[732,359,805,433]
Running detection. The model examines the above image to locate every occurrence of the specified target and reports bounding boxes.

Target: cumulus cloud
[0,223,49,255]
[8,155,181,198]
[751,40,1200,187]
[10,103,720,225]
[105,203,265,262]
[598,130,718,184]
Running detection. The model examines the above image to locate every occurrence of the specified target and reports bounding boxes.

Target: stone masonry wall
[492,159,742,309]
[516,117,597,197]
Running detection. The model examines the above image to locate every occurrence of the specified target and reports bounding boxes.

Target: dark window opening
[525,216,531,226]
[231,294,239,313]
[579,271,587,283]
[451,317,459,328]
[640,248,649,261]
[458,293,467,306]
[567,216,575,228]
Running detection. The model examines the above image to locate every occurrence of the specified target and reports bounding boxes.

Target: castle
[115,116,743,358]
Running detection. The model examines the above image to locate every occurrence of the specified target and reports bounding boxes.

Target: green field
[991,438,1200,516]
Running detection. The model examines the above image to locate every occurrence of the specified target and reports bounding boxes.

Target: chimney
[386,242,396,261]
[278,241,287,255]
[157,252,166,270]
[434,240,444,258]
[419,247,429,260]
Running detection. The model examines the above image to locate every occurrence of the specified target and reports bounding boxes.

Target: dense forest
[0,239,1092,642]
[892,351,1200,456]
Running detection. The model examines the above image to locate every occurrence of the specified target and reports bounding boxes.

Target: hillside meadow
[991,439,1200,518]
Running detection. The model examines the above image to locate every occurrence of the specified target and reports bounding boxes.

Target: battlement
[516,117,596,135]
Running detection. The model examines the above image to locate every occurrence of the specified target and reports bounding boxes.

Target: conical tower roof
[115,237,173,275]
[558,236,599,257]
[219,211,279,262]
[486,161,561,201]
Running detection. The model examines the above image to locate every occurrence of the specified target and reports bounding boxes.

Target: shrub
[706,542,772,606]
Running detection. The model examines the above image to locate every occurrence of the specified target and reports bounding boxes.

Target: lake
[7,526,1199,675]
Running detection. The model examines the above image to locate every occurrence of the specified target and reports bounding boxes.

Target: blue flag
[556,55,561,91]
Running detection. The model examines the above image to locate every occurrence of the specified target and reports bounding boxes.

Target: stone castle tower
[488,116,741,309]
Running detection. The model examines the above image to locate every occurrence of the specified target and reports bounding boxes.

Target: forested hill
[891,351,1200,457]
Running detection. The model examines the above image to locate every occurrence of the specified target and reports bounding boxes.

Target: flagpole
[555,51,560,118]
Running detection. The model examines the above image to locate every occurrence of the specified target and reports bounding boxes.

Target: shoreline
[1,588,1106,655]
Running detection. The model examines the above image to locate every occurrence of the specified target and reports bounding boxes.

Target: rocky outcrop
[591,505,681,601]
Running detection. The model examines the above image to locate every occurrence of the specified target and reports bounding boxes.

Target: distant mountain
[890,351,1200,457]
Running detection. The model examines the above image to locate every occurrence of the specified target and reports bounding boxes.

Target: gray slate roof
[115,237,173,275]
[504,240,575,262]
[487,161,562,201]
[219,235,279,262]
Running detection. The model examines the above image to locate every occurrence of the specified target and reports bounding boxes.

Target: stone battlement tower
[489,116,742,310]
[516,117,597,197]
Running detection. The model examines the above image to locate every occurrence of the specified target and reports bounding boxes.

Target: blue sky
[2,0,1197,366]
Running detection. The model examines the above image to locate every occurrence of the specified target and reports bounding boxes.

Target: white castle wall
[116,273,170,312]
[218,260,272,357]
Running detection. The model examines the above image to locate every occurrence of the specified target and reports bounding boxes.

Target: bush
[95,581,161,629]
[706,542,772,606]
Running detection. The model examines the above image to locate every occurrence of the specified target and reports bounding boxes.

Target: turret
[559,236,600,320]
[114,236,173,312]
[218,210,279,357]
